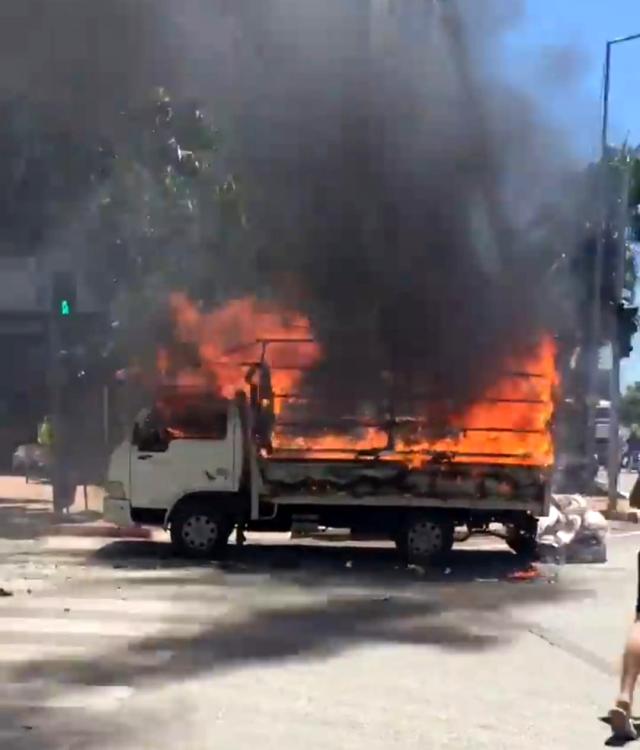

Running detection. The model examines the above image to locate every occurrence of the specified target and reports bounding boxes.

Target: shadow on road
[10,593,500,684]
[599,714,640,746]
[11,540,581,680]
[86,536,546,584]
[0,496,100,540]
[1,536,590,750]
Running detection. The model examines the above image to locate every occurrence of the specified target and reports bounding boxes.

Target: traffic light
[616,303,638,358]
[51,272,77,317]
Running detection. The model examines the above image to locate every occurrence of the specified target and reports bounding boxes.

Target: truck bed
[260,455,546,504]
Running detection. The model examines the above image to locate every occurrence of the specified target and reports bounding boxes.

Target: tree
[621,382,640,427]
[0,89,250,382]
[629,154,640,245]
[610,150,638,304]
[82,87,249,366]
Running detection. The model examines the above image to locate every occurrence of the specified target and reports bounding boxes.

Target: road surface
[0,479,637,749]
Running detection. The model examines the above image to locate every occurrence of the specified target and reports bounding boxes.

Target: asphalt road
[0,485,638,749]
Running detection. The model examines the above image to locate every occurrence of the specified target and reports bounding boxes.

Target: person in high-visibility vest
[37,416,53,447]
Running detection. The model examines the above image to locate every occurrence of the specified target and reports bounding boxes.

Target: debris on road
[508,567,541,582]
[0,587,13,597]
[537,495,608,564]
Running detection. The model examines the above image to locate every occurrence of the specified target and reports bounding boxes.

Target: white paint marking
[0,616,204,638]
[71,567,217,580]
[5,595,228,618]
[0,645,174,667]
[0,644,89,661]
[0,682,133,710]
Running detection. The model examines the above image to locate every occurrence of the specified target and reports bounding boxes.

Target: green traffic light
[60,299,71,316]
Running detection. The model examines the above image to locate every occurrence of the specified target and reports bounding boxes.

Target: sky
[506,0,640,155]
[504,0,640,389]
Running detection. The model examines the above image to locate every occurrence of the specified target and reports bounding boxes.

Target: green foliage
[82,88,250,361]
[585,152,639,305]
[0,90,249,367]
[629,157,640,217]
[619,152,640,300]
[621,381,640,427]
[625,241,637,303]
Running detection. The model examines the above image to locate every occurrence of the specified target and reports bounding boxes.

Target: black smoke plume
[0,0,579,431]
[203,0,576,424]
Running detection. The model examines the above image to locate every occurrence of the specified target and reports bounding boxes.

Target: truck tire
[170,502,232,560]
[396,515,454,566]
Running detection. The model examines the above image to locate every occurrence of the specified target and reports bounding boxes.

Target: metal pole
[103,385,110,446]
[601,41,615,506]
[48,310,63,510]
[608,164,630,510]
[586,100,609,480]
[594,32,640,505]
[602,42,612,159]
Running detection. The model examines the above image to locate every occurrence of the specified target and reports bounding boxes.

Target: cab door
[129,399,240,513]
[129,409,178,512]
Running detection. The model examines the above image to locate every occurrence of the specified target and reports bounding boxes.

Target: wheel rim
[182,514,219,551]
[407,520,445,556]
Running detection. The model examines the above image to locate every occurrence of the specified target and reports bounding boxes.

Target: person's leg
[618,627,640,707]
[610,622,640,739]
[610,551,640,739]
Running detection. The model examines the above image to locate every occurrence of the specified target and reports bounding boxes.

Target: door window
[132,409,169,453]
[132,398,228,452]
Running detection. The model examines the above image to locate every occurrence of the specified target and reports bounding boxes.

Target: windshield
[154,395,228,440]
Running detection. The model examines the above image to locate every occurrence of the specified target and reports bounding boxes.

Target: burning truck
[103,293,557,565]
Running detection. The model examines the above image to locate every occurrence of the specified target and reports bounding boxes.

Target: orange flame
[160,292,321,400]
[271,337,557,467]
[398,336,558,466]
[161,294,558,468]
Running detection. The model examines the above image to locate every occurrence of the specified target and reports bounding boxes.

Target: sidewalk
[0,477,151,539]
[587,496,640,524]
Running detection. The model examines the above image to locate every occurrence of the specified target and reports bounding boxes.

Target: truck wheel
[170,504,232,560]
[397,515,454,566]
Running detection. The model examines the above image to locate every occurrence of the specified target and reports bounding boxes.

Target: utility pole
[593,33,640,511]
[49,271,77,513]
[48,292,64,512]
[608,164,631,509]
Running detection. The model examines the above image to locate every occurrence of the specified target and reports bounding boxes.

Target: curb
[604,510,640,524]
[47,524,152,539]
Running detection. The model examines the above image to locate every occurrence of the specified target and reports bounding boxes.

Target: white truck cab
[104,392,247,555]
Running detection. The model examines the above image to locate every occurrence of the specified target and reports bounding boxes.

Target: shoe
[609,707,638,740]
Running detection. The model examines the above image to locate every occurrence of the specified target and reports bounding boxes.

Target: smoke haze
[0,0,581,425]
[197,0,577,421]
